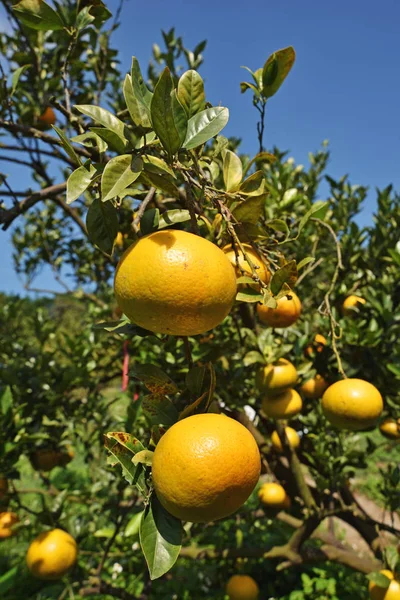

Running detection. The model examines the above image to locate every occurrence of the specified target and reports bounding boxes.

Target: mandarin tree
[0,1,399,599]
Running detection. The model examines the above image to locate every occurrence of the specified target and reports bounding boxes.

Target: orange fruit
[255,358,297,396]
[342,295,366,316]
[322,379,383,431]
[0,477,8,500]
[258,482,291,510]
[226,574,259,600]
[369,570,400,600]
[152,413,260,522]
[300,375,329,399]
[262,389,302,419]
[304,334,327,358]
[30,448,73,472]
[37,106,56,129]
[0,512,18,539]
[379,419,400,440]
[271,427,300,453]
[223,244,270,287]
[26,529,77,580]
[257,291,301,328]
[114,232,124,249]
[114,230,237,336]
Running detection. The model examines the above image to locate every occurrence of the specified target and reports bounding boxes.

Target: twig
[296,257,323,286]
[312,218,347,379]
[0,119,91,158]
[0,143,76,167]
[255,100,267,153]
[132,187,156,226]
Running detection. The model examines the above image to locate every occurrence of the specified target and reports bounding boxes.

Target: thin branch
[0,119,91,158]
[313,218,347,379]
[132,187,156,227]
[0,143,76,167]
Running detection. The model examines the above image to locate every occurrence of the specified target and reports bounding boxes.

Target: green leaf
[140,495,183,580]
[151,68,187,156]
[297,201,329,238]
[211,135,229,158]
[132,450,154,467]
[124,74,151,129]
[140,208,160,235]
[125,511,143,537]
[90,127,128,154]
[75,5,95,30]
[185,365,207,396]
[297,256,315,271]
[177,70,206,118]
[366,572,391,588]
[236,289,264,303]
[267,219,289,239]
[243,151,277,175]
[66,163,97,204]
[11,64,31,96]
[0,567,18,595]
[129,57,153,128]
[183,107,229,150]
[240,81,260,96]
[140,171,180,198]
[104,432,146,492]
[158,209,191,229]
[223,149,242,192]
[75,105,134,147]
[13,0,64,30]
[1,386,13,417]
[142,155,176,179]
[70,131,107,154]
[243,351,265,367]
[232,195,266,225]
[52,126,82,166]
[385,545,399,573]
[101,155,143,202]
[262,46,296,99]
[86,197,119,256]
[142,394,179,427]
[134,364,178,395]
[239,170,265,196]
[262,55,279,88]
[270,261,298,295]
[93,319,151,337]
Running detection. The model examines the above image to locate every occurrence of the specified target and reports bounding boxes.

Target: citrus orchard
[322,379,383,431]
[26,528,77,580]
[257,291,301,328]
[152,413,260,522]
[114,229,237,335]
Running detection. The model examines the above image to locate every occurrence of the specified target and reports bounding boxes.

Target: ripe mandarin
[152,413,260,522]
[114,230,237,336]
[257,292,301,328]
[322,379,383,431]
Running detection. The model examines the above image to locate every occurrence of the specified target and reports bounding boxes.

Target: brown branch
[0,183,66,229]
[0,119,91,158]
[132,187,156,227]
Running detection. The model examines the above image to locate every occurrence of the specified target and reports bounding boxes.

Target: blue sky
[1,0,400,294]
